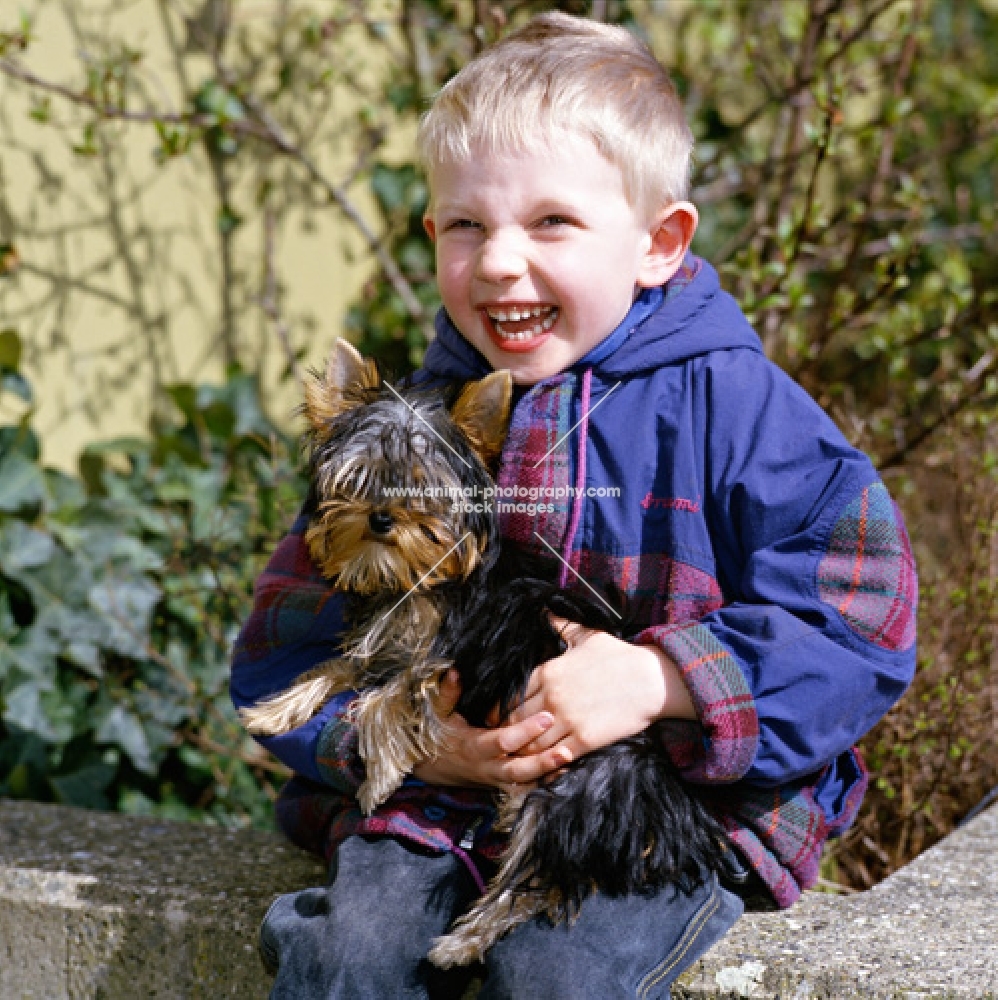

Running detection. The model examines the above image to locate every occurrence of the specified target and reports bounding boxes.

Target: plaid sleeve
[635,622,759,783]
[817,482,917,651]
[230,516,359,789]
[233,517,338,666]
[315,696,366,795]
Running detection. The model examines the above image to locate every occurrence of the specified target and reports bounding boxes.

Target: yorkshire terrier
[239,338,511,815]
[240,338,729,965]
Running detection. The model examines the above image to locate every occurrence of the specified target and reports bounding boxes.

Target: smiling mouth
[484,305,559,342]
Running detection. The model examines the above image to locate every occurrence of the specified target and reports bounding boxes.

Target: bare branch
[234,86,434,338]
[1,48,435,342]
[0,54,199,126]
[260,205,302,388]
[730,0,899,137]
[878,355,998,471]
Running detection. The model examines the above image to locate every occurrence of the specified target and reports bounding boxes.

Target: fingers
[434,669,462,715]
[498,742,574,785]
[485,712,577,785]
[504,689,546,728]
[491,711,554,757]
[546,613,576,634]
[546,613,589,647]
[417,706,576,789]
[504,692,565,755]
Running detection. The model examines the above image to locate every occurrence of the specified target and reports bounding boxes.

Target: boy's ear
[636,202,699,289]
[423,214,437,242]
[304,338,380,435]
[450,370,513,464]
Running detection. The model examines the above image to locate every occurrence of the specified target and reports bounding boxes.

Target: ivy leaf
[0,452,47,512]
[33,604,106,677]
[49,759,117,810]
[371,163,407,213]
[165,383,197,422]
[0,522,55,573]
[0,371,34,403]
[229,371,270,437]
[0,618,61,683]
[95,703,154,774]
[7,547,94,627]
[3,681,74,744]
[44,469,87,511]
[89,576,162,659]
[75,526,164,574]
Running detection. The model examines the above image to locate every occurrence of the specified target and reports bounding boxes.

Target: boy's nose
[476,231,529,283]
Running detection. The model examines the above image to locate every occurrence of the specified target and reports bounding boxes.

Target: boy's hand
[411,670,573,790]
[505,617,697,764]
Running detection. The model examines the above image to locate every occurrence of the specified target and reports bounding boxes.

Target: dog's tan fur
[238,339,511,816]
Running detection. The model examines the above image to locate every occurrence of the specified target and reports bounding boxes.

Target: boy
[231,12,917,999]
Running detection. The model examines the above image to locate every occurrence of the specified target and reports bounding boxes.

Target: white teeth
[486,304,555,323]
[492,307,559,341]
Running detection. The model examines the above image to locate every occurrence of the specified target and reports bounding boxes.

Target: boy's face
[424,134,694,385]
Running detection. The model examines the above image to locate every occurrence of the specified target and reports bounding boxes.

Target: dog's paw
[427,931,484,969]
[357,768,405,815]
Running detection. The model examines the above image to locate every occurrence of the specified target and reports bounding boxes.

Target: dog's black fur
[427,550,730,964]
[458,571,727,904]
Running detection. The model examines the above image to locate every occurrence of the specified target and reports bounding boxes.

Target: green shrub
[0,330,305,826]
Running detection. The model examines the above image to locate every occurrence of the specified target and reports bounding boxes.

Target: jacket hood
[421,257,764,383]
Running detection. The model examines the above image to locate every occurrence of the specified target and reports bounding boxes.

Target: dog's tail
[238,660,355,735]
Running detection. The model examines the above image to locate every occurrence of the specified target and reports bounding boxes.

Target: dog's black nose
[368,510,394,535]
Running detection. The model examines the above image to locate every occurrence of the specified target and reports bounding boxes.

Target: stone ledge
[1,798,996,998]
[0,799,326,999]
[678,801,998,998]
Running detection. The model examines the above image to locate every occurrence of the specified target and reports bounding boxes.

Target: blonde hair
[417,12,693,218]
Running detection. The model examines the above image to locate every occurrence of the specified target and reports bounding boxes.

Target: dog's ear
[304,338,380,434]
[450,370,513,463]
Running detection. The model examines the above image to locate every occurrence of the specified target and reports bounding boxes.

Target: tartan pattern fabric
[277,776,506,865]
[324,785,506,864]
[635,623,759,783]
[316,701,366,795]
[817,483,917,651]
[712,750,868,908]
[496,374,577,556]
[311,695,506,865]
[662,254,702,301]
[275,776,347,859]
[233,529,336,663]
[718,785,827,909]
[573,550,724,626]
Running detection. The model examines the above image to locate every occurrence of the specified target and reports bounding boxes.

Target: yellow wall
[0,1,401,471]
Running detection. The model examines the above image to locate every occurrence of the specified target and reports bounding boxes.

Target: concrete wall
[1,797,996,998]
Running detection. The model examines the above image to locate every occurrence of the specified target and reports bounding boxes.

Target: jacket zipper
[458,815,484,850]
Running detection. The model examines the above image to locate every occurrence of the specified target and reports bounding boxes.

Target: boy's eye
[539,215,571,227]
[445,219,481,231]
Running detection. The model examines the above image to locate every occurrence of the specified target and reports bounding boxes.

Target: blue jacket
[230,256,917,906]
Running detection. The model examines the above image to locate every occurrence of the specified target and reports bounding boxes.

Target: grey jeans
[260,835,743,1000]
